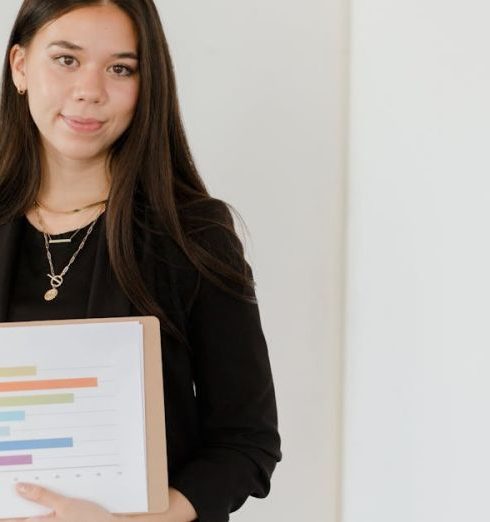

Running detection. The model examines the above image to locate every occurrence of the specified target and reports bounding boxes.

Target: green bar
[0,394,74,407]
[0,366,37,377]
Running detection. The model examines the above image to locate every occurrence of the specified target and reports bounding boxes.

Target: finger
[16,483,66,510]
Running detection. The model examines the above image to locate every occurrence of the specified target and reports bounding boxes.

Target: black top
[2,209,281,522]
[7,215,102,322]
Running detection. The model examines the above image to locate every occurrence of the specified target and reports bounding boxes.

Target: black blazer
[0,213,281,522]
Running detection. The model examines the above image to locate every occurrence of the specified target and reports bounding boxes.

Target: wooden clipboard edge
[0,316,169,514]
[138,316,169,513]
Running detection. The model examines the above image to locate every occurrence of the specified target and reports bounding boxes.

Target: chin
[45,138,109,162]
[64,149,108,161]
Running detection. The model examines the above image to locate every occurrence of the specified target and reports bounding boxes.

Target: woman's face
[10,4,140,163]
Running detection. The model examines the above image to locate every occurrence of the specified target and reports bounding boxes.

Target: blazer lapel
[0,218,23,322]
[85,213,133,318]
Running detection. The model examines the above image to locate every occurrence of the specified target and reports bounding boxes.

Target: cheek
[27,74,66,121]
[27,58,66,99]
[112,81,139,120]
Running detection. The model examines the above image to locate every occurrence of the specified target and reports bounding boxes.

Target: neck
[36,147,111,212]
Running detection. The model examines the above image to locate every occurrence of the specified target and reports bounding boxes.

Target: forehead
[31,4,138,53]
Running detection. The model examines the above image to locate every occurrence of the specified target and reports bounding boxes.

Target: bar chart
[0,321,148,517]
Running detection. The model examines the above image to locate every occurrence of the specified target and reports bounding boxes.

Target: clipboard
[0,315,168,516]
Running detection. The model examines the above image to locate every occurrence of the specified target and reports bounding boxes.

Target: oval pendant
[44,288,58,301]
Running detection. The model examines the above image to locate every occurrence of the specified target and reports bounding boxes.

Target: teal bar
[0,427,10,436]
[0,411,25,421]
[0,394,74,407]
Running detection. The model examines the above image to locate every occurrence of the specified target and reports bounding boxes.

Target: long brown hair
[0,0,255,342]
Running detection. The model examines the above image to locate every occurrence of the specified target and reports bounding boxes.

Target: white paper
[0,321,148,518]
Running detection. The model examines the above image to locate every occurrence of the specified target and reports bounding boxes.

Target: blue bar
[0,411,25,422]
[0,427,10,436]
[0,438,73,451]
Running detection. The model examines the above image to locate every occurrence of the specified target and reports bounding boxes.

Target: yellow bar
[0,366,37,378]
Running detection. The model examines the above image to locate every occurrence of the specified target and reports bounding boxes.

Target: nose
[72,66,106,104]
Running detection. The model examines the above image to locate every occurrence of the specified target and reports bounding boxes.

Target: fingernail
[17,482,29,493]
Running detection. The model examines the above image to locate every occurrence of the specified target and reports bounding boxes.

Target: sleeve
[169,217,282,521]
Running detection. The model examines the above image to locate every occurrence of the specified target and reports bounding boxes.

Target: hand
[5,482,123,522]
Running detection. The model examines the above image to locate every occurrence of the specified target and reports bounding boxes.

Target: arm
[126,488,196,522]
[169,215,282,521]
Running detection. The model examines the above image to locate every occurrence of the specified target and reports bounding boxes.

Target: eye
[109,64,135,77]
[53,55,78,68]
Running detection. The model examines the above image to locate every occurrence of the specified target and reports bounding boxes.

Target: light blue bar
[0,411,25,422]
[0,437,73,451]
[0,427,10,436]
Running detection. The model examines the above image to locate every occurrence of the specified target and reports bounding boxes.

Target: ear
[9,44,27,92]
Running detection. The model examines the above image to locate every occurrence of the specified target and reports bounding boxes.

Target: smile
[61,115,104,133]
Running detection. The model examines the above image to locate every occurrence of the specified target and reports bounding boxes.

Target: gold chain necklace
[34,198,108,215]
[46,227,83,245]
[35,205,105,301]
[34,201,106,244]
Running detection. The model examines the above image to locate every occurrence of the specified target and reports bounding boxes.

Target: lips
[61,115,104,132]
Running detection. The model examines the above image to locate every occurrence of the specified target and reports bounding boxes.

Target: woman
[0,1,281,521]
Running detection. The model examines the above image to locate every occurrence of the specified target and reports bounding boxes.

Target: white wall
[159,2,344,520]
[343,1,490,521]
[1,1,342,521]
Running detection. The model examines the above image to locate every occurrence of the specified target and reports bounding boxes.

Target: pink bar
[0,454,32,466]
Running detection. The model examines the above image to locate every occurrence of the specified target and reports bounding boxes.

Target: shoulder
[141,197,250,312]
[180,197,246,270]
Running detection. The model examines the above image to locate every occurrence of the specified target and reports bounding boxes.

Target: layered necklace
[34,199,107,301]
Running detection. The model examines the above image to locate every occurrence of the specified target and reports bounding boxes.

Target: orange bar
[0,377,97,392]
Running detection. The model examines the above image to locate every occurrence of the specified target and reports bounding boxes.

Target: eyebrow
[46,40,138,60]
